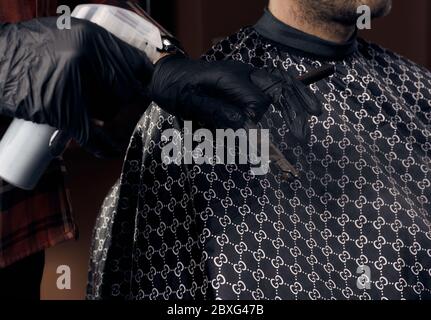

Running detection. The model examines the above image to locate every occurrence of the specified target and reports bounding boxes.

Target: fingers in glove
[249,68,285,94]
[196,63,272,122]
[183,92,247,130]
[257,67,322,116]
[255,68,315,143]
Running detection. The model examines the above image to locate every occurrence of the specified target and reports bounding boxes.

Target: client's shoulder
[357,38,431,78]
[202,26,264,62]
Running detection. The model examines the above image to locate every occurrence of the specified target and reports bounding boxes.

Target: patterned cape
[87,11,431,300]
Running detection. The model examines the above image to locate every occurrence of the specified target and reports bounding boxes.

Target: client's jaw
[268,0,392,43]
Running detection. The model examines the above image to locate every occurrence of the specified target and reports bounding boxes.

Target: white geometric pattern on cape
[87,27,431,300]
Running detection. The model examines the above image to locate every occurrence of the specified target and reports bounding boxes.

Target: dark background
[4,0,427,300]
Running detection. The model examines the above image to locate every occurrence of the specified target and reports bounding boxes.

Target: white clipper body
[0,4,167,190]
[72,4,167,63]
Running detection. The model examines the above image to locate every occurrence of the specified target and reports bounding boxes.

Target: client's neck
[268,1,356,43]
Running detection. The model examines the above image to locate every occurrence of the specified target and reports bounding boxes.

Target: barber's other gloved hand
[0,17,153,149]
[149,54,322,143]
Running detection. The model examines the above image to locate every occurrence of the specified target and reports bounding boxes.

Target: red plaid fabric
[0,157,77,268]
[0,0,79,269]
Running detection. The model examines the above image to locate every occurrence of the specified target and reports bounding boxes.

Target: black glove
[0,16,323,154]
[149,54,322,141]
[254,67,324,143]
[0,17,153,147]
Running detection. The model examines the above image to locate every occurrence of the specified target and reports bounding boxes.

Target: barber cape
[87,10,431,300]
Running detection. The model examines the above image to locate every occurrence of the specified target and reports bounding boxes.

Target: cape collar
[254,9,358,60]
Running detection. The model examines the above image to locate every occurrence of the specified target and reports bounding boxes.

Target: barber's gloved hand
[254,67,324,143]
[0,17,153,149]
[149,54,322,142]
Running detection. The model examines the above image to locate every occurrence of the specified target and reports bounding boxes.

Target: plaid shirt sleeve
[0,157,77,268]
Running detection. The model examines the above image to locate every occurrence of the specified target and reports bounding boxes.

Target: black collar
[254,9,358,60]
